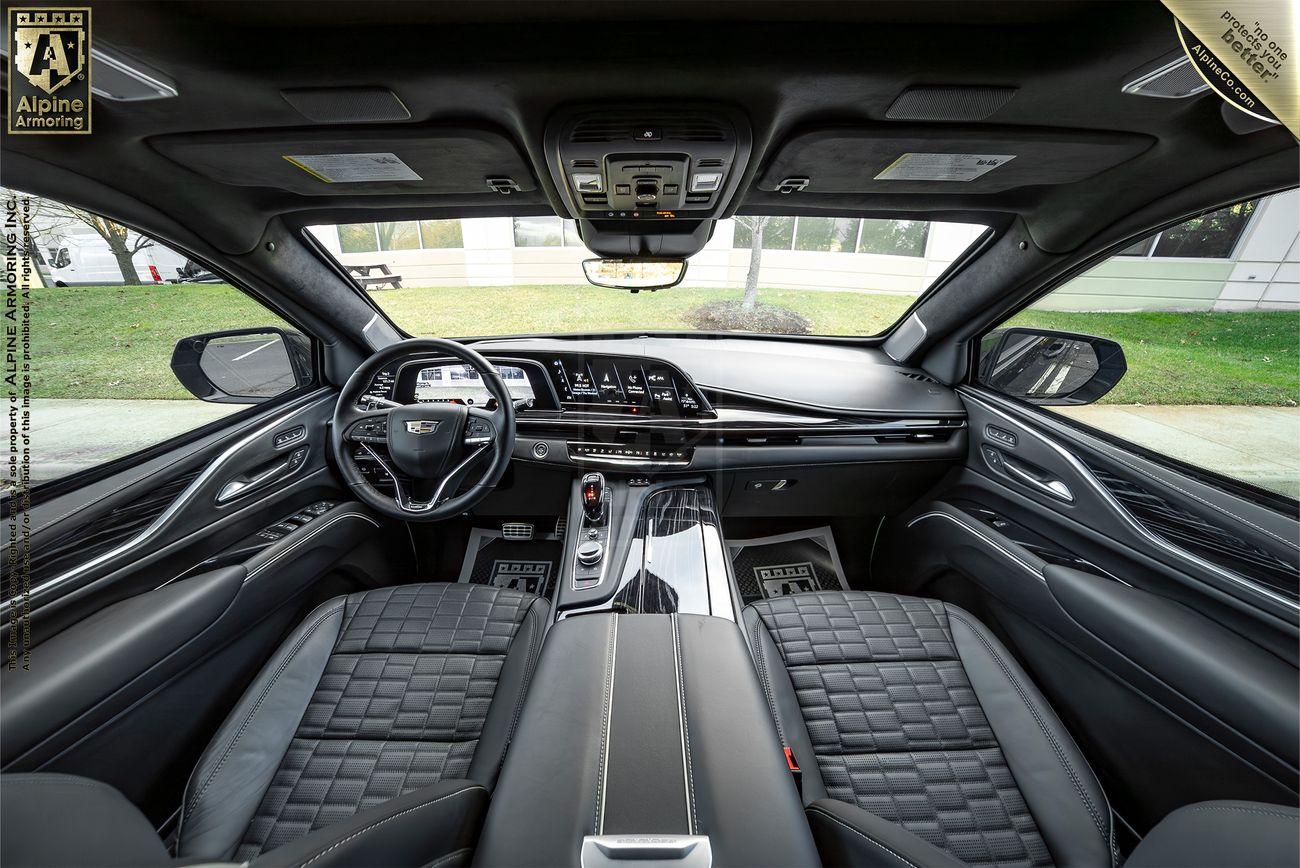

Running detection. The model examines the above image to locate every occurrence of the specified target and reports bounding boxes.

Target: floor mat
[457,527,562,599]
[727,526,846,603]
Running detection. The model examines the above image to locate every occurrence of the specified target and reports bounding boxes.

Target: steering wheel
[331,338,516,521]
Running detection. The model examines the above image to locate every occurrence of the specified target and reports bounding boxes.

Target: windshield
[308,216,987,338]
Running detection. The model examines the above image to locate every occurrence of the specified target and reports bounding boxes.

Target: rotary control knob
[576,540,604,568]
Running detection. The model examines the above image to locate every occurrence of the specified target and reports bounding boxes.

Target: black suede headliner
[0,0,1295,362]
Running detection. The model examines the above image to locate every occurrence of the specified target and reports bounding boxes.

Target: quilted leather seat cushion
[178,583,548,864]
[746,591,1114,868]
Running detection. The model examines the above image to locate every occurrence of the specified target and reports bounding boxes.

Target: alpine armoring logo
[7,7,92,134]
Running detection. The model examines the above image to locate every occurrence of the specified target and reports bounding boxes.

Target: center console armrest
[1125,800,1298,868]
[473,613,819,867]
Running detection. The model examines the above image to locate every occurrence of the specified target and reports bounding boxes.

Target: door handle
[216,446,308,504]
[217,461,289,504]
[1001,453,1073,502]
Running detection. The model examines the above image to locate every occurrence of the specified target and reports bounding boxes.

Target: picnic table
[348,263,403,290]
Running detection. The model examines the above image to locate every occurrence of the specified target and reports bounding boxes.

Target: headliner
[2,0,1296,257]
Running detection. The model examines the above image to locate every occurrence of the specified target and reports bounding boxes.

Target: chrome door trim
[906,510,1046,583]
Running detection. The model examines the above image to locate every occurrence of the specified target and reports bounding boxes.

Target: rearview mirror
[581,258,686,291]
[978,327,1126,405]
[171,328,313,403]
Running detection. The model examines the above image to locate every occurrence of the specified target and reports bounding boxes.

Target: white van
[34,221,190,285]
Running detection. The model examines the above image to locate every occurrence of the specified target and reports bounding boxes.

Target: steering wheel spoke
[463,405,502,448]
[342,408,393,444]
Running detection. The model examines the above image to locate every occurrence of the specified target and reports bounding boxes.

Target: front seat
[4,582,548,868]
[744,590,1117,868]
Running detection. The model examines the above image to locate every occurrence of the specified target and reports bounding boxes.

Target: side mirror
[50,247,70,269]
[171,328,312,404]
[979,327,1126,405]
[582,258,686,291]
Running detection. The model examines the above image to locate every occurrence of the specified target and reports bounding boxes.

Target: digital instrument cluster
[411,363,535,407]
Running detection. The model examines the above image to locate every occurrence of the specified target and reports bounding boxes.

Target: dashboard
[355,337,968,480]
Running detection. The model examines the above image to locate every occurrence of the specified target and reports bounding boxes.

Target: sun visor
[150,124,536,196]
[757,126,1154,195]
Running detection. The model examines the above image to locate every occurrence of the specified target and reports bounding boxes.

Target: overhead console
[543,105,752,258]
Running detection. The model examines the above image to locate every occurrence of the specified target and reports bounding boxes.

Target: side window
[977,190,1297,499]
[8,190,314,488]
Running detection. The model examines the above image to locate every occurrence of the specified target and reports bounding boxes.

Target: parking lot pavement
[26,398,240,483]
[1056,404,1300,499]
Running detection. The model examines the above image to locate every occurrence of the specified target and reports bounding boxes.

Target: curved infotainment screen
[413,363,535,406]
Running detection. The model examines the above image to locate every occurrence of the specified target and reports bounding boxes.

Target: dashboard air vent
[898,370,939,385]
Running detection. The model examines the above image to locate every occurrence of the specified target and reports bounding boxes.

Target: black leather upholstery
[806,798,965,868]
[745,591,1116,868]
[0,774,173,868]
[0,773,488,868]
[474,613,821,867]
[247,780,489,868]
[178,582,548,863]
[1125,800,1300,868]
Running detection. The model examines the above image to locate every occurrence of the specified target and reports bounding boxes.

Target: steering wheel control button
[350,419,388,443]
[531,441,550,459]
[576,540,605,567]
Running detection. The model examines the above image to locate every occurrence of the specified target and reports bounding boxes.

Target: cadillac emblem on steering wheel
[405,420,440,434]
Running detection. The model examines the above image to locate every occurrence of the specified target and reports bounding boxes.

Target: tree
[27,198,153,284]
[60,204,152,284]
[734,215,772,310]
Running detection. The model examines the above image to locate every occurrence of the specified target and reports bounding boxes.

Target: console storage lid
[473,613,818,867]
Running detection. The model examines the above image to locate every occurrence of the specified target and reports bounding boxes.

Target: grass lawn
[28,283,1299,406]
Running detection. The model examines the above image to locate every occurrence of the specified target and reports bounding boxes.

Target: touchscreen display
[548,356,703,415]
[413,363,534,406]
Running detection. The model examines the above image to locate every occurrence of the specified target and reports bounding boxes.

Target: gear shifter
[581,472,606,525]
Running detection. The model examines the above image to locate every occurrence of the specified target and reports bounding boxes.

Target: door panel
[7,390,338,643]
[0,389,387,820]
[883,386,1299,833]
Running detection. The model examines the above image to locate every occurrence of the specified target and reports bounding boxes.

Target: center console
[473,612,819,867]
[557,473,740,621]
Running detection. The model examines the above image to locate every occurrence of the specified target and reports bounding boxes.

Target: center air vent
[570,115,726,143]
